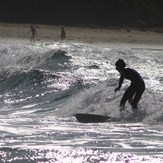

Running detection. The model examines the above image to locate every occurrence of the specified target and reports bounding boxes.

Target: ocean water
[0,40,162,163]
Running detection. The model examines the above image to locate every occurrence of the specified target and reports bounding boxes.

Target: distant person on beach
[61,27,66,41]
[28,25,37,43]
[114,59,145,111]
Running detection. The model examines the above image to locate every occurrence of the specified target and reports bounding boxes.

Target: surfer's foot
[119,105,125,111]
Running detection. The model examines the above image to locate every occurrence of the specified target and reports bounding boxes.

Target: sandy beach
[0,23,163,48]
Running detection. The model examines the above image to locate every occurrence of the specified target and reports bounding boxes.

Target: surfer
[61,27,66,41]
[28,25,37,43]
[114,59,145,111]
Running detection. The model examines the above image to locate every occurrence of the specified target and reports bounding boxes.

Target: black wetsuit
[119,68,145,108]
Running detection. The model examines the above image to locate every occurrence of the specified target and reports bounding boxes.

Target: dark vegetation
[0,0,163,28]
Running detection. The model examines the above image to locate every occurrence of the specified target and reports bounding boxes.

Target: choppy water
[0,40,162,162]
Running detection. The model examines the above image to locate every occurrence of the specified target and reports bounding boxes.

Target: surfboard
[74,113,118,123]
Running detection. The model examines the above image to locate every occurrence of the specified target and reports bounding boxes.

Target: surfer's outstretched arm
[115,76,124,92]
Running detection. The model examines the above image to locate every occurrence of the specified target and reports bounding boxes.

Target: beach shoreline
[0,23,163,48]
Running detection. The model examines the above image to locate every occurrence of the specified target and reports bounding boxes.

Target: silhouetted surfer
[28,25,37,43]
[61,27,66,41]
[114,59,145,111]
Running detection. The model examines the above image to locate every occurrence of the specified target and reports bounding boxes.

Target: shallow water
[0,40,162,162]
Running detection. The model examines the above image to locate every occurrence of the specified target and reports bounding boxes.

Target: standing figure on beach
[114,59,145,111]
[28,25,37,43]
[61,27,66,41]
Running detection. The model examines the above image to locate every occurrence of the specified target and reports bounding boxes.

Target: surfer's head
[115,59,126,71]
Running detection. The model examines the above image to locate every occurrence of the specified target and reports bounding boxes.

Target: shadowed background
[0,0,163,27]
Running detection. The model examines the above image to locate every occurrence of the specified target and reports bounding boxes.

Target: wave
[0,42,162,125]
[0,44,73,90]
[39,50,72,71]
[0,69,47,91]
[0,42,71,74]
[55,79,163,124]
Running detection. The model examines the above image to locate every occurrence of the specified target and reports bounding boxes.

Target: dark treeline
[0,0,163,27]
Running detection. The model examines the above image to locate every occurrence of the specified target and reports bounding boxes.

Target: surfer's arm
[115,76,124,92]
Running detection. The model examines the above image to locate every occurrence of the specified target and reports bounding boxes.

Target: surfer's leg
[128,92,135,105]
[131,83,145,109]
[132,90,145,109]
[120,85,135,107]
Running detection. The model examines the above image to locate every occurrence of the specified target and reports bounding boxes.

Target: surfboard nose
[74,113,110,123]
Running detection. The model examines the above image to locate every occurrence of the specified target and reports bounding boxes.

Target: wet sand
[0,23,163,48]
